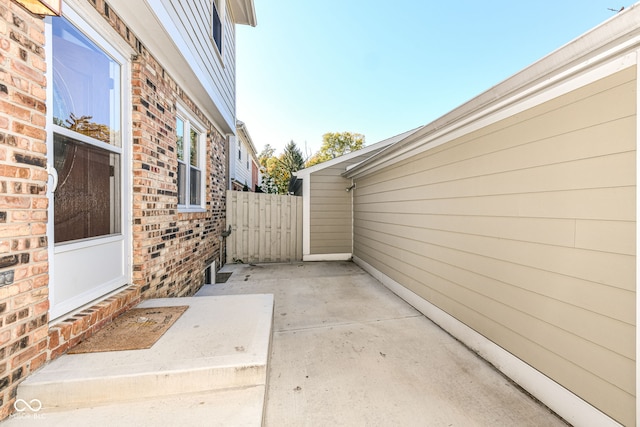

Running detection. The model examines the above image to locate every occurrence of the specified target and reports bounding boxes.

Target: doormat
[216,272,232,283]
[68,306,189,354]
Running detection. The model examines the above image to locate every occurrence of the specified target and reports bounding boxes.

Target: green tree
[258,141,305,194]
[258,144,276,164]
[279,140,305,174]
[258,144,279,194]
[306,132,365,167]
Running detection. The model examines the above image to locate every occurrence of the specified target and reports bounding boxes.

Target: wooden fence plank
[226,191,303,263]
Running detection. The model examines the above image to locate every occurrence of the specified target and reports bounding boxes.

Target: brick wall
[131,48,227,299]
[0,0,228,419]
[0,1,49,419]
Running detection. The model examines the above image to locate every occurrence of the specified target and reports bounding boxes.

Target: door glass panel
[52,17,121,147]
[53,134,121,243]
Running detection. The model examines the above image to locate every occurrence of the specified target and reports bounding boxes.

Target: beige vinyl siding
[352,67,636,426]
[169,0,236,123]
[309,166,353,254]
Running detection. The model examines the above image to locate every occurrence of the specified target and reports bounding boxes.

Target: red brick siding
[131,49,227,299]
[0,1,48,419]
[0,0,228,420]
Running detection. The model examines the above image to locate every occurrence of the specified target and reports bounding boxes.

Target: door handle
[47,164,58,193]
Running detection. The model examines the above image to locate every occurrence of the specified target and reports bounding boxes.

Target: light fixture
[13,0,61,16]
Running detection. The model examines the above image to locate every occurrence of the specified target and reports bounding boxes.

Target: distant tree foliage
[258,141,305,194]
[258,133,366,193]
[258,144,279,194]
[55,113,113,143]
[280,140,305,174]
[306,132,365,167]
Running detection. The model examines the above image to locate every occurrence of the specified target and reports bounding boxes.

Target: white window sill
[178,206,207,214]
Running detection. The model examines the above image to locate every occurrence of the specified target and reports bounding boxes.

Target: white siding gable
[162,0,236,130]
[107,0,248,133]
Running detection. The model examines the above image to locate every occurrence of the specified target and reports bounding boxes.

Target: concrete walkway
[197,261,568,427]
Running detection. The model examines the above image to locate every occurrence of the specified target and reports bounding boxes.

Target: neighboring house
[294,128,421,261]
[229,120,260,191]
[0,0,255,419]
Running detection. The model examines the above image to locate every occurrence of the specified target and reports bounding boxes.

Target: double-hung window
[176,108,205,209]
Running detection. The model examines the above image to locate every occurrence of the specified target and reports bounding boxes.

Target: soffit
[228,0,257,26]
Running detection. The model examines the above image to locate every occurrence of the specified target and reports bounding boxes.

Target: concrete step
[9,294,273,424]
[5,386,266,427]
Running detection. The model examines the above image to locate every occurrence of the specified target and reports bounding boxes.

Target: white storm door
[47,10,129,320]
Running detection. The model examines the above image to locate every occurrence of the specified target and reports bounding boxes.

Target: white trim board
[303,253,352,262]
[635,48,640,427]
[353,256,624,427]
[302,175,311,256]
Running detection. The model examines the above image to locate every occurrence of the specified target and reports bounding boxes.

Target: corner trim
[353,255,623,427]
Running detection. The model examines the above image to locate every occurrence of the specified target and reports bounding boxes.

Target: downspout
[346,180,356,258]
[221,133,233,269]
[220,225,232,269]
[225,133,232,191]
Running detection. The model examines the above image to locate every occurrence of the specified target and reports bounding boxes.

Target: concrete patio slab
[201,261,568,427]
[197,263,418,331]
[8,294,273,426]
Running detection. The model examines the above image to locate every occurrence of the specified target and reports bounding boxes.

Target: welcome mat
[68,306,189,354]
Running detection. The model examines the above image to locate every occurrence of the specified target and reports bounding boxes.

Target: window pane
[176,118,185,161]
[177,161,186,205]
[54,134,121,243]
[212,1,222,52]
[190,129,199,167]
[52,17,120,146]
[190,167,201,205]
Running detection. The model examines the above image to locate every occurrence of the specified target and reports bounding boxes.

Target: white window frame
[46,0,133,320]
[176,105,206,211]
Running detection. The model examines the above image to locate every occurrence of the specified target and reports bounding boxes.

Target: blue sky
[236,1,625,158]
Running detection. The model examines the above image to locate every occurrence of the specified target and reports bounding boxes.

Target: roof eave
[295,127,422,178]
[229,0,257,26]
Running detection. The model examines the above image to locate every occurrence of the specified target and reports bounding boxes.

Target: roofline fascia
[228,0,257,26]
[295,127,422,178]
[236,120,259,157]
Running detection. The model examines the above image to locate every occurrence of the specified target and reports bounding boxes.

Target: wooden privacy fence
[226,191,303,263]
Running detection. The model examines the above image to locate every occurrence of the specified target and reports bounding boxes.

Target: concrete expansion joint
[277,314,427,334]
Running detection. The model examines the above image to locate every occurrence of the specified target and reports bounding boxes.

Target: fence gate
[226,191,303,263]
